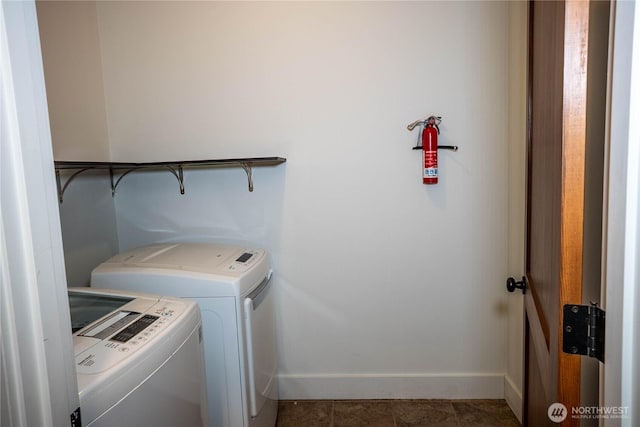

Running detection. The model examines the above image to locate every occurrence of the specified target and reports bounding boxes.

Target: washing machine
[90,243,278,427]
[68,287,206,426]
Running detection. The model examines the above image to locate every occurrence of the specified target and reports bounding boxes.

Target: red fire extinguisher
[408,115,451,185]
[421,116,440,184]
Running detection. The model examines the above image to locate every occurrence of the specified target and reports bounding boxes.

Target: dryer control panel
[223,249,263,273]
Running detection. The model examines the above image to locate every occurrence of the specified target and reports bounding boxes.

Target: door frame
[602,0,640,424]
[505,1,529,423]
[1,1,79,425]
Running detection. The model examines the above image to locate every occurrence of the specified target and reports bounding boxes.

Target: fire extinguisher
[421,116,440,184]
[408,115,442,184]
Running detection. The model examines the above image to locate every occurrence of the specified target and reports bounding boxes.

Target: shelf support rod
[109,167,115,197]
[240,163,254,192]
[56,167,95,203]
[163,165,185,194]
[111,165,186,197]
[55,169,63,203]
[112,168,139,197]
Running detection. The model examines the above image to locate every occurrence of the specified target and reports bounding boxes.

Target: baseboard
[504,374,523,423]
[278,373,505,400]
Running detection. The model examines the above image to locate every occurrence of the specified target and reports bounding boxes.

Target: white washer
[69,287,206,427]
[91,243,278,427]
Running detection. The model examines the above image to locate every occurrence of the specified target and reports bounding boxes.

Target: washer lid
[69,291,134,333]
[109,243,264,275]
[92,243,270,297]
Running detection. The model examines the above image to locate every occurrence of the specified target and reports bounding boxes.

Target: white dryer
[69,287,206,426]
[91,243,278,427]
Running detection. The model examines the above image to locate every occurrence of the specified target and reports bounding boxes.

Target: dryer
[91,243,278,427]
[69,287,206,426]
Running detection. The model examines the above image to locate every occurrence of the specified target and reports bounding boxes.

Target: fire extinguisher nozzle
[407,120,423,131]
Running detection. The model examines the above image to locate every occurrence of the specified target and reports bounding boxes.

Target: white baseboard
[278,373,505,400]
[504,374,523,423]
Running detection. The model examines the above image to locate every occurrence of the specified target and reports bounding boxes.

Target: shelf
[54,157,286,203]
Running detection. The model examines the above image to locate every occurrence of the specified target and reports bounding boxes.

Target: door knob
[506,276,526,294]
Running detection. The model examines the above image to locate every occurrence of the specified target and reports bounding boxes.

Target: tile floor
[276,399,521,427]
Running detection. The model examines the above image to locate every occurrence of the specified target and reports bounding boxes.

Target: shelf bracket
[240,163,254,192]
[163,165,185,195]
[112,167,139,196]
[56,167,96,203]
[110,165,185,197]
[109,167,115,197]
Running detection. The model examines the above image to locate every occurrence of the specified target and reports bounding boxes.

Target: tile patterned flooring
[276,399,521,427]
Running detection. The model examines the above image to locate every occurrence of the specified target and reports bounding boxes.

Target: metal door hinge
[70,407,81,427]
[562,303,605,363]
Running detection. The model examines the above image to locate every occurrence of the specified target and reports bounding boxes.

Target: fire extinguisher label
[423,151,438,178]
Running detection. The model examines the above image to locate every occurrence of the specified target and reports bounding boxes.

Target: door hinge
[562,303,605,363]
[70,407,81,427]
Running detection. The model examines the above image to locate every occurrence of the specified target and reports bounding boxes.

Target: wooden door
[524,0,596,425]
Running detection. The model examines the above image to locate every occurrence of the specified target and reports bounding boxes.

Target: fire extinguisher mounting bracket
[411,145,459,151]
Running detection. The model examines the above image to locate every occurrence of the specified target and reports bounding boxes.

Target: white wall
[41,1,518,399]
[36,0,110,161]
[98,0,511,398]
[36,0,119,285]
[57,171,119,286]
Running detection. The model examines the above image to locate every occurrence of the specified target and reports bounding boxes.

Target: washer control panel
[75,301,183,374]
